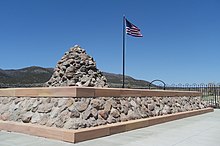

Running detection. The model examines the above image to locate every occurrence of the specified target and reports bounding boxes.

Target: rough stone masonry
[45,45,108,87]
[0,96,208,129]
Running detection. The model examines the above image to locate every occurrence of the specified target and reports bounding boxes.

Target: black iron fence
[149,83,220,108]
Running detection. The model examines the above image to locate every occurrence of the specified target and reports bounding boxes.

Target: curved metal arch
[149,79,166,90]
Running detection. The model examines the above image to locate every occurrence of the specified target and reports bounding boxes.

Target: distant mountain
[102,72,150,88]
[0,66,53,87]
[0,66,151,88]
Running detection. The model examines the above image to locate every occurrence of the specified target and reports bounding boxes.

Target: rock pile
[0,96,208,129]
[45,45,108,87]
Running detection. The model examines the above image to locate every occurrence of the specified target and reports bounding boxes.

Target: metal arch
[185,83,190,87]
[149,79,166,90]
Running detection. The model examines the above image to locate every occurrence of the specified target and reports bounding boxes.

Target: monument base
[0,108,213,143]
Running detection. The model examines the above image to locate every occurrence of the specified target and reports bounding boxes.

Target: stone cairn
[45,45,108,87]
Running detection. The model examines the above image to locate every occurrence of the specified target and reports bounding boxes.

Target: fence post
[214,85,217,107]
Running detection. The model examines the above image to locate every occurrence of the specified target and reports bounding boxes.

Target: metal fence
[149,82,220,108]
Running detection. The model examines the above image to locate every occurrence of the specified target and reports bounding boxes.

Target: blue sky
[0,0,220,84]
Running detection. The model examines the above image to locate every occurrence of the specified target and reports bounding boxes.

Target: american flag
[125,18,143,37]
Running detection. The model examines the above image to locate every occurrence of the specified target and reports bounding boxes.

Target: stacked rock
[0,96,208,129]
[45,45,108,87]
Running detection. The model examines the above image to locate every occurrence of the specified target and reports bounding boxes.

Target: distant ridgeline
[0,45,151,88]
[0,66,53,88]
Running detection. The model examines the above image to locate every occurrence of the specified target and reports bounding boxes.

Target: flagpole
[122,15,126,88]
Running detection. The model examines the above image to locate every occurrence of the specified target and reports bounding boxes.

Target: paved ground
[0,109,220,146]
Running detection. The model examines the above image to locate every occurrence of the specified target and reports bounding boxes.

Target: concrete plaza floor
[0,109,220,146]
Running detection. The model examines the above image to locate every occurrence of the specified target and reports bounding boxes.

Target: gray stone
[88,69,94,75]
[147,109,154,117]
[46,118,56,127]
[96,78,105,87]
[66,72,74,79]
[59,110,70,122]
[83,80,91,86]
[120,113,127,122]
[69,108,80,118]
[57,99,66,107]
[199,103,205,109]
[155,106,162,116]
[2,98,11,104]
[69,118,82,129]
[67,99,74,107]
[139,106,148,118]
[136,97,142,105]
[109,99,117,108]
[98,110,108,120]
[37,103,53,113]
[21,112,33,123]
[110,108,120,118]
[162,97,169,104]
[68,80,76,86]
[55,118,64,128]
[88,117,98,127]
[61,65,67,71]
[68,104,75,111]
[76,82,83,87]
[104,100,112,113]
[120,105,129,115]
[81,75,90,83]
[75,101,89,112]
[50,107,60,118]
[39,115,49,125]
[14,98,24,104]
[82,108,92,120]
[127,110,136,120]
[162,105,171,114]
[97,117,107,125]
[59,70,64,77]
[175,103,181,107]
[91,108,98,119]
[130,100,137,107]
[91,99,101,109]
[31,113,42,123]
[33,100,42,108]
[63,118,75,129]
[10,112,21,121]
[9,102,19,112]
[0,112,10,121]
[107,115,116,124]
[148,103,155,111]
[133,108,142,119]
[183,96,189,101]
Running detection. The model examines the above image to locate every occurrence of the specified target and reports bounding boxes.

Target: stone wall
[0,96,208,129]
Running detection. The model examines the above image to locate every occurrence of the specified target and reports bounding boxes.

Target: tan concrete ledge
[0,87,201,97]
[0,108,213,143]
